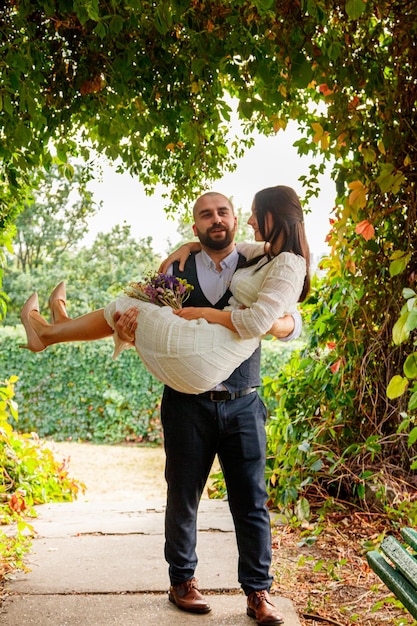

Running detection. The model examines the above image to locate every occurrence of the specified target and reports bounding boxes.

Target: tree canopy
[2,0,417,512]
[3,0,408,214]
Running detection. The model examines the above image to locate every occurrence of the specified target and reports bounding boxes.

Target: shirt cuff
[278,309,302,342]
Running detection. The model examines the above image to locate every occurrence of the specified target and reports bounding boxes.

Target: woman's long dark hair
[247,185,311,301]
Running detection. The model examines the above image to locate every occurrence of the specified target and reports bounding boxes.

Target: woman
[20,185,310,394]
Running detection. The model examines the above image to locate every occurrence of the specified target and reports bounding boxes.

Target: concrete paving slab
[0,593,300,626]
[7,533,239,594]
[28,499,235,538]
[1,498,301,625]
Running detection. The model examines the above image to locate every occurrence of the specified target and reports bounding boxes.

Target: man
[115,192,301,625]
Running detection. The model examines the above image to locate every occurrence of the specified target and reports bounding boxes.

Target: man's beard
[196,225,235,250]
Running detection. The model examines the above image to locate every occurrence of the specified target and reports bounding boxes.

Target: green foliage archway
[2,0,417,511]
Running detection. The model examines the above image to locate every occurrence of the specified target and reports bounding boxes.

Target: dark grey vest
[172,253,261,391]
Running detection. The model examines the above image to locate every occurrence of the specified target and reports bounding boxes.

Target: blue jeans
[161,387,273,595]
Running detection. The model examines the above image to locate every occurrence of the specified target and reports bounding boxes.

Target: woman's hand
[158,241,202,273]
[175,306,236,332]
[174,306,211,321]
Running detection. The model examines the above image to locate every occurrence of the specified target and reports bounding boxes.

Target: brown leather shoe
[169,577,211,613]
[247,590,284,625]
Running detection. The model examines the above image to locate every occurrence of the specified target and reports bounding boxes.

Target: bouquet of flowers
[124,272,193,310]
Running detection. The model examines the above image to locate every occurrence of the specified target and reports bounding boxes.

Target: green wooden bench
[367,527,417,619]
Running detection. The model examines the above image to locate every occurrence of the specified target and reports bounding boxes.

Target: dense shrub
[0,328,163,444]
[263,282,417,523]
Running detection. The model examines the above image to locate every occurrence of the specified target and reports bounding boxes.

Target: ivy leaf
[239,99,257,119]
[85,2,100,22]
[348,180,367,209]
[357,482,365,499]
[93,21,107,39]
[402,385,417,412]
[404,308,417,332]
[361,147,377,164]
[355,219,374,241]
[311,122,329,150]
[376,163,406,194]
[345,0,367,20]
[403,288,416,300]
[389,250,411,277]
[310,459,323,472]
[408,427,417,446]
[393,312,410,345]
[386,375,408,400]
[403,353,417,379]
[109,15,125,35]
[366,239,379,253]
[377,140,386,155]
[295,497,310,521]
[292,55,314,89]
[155,2,173,34]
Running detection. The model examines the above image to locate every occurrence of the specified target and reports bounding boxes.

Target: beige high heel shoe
[20,293,46,352]
[48,281,67,324]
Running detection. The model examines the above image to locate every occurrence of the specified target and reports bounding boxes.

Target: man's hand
[268,314,295,339]
[113,307,139,343]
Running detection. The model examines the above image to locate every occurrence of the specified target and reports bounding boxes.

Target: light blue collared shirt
[194,248,239,305]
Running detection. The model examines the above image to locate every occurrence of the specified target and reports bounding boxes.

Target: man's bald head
[192,192,234,218]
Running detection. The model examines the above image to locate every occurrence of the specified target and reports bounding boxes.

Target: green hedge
[0,328,163,444]
[0,328,299,444]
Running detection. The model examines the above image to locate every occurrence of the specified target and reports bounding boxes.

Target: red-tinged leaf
[346,259,356,273]
[348,96,360,110]
[9,493,27,513]
[355,220,375,241]
[327,342,336,350]
[319,83,333,96]
[330,359,341,374]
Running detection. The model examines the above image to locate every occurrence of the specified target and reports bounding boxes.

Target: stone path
[0,444,301,625]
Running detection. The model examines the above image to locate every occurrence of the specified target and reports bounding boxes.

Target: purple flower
[124,272,194,309]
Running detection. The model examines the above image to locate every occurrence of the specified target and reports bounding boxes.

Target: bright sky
[84,121,335,258]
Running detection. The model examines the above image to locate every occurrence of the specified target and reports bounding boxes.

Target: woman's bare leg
[31,309,113,346]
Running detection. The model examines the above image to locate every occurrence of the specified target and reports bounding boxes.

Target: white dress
[103,245,306,394]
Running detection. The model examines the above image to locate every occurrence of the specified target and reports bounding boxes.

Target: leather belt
[199,387,256,402]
